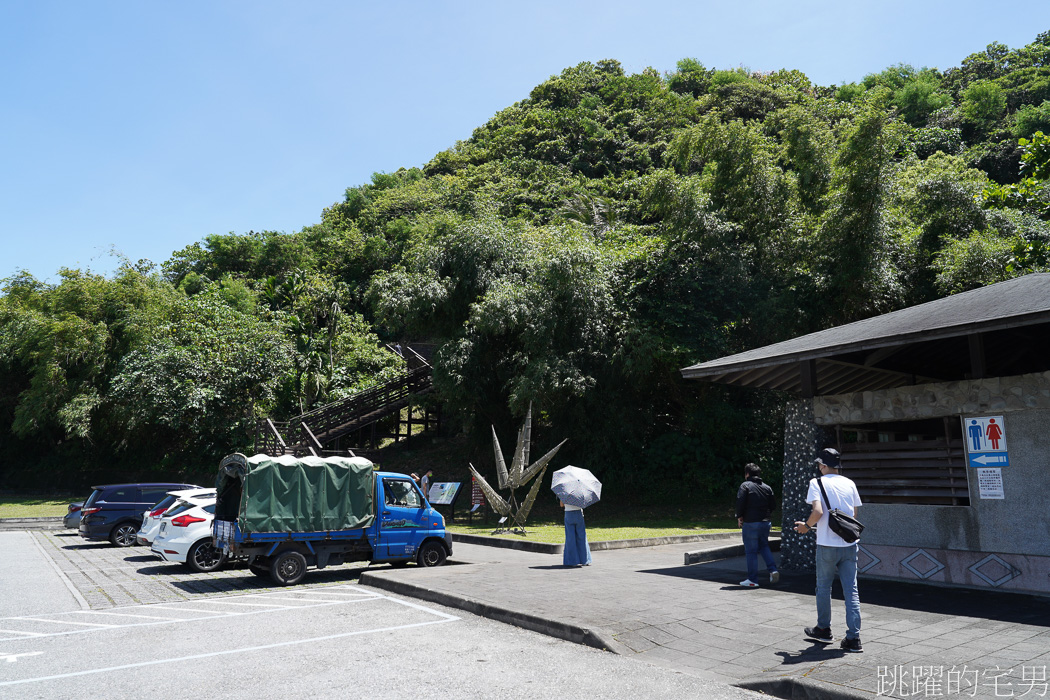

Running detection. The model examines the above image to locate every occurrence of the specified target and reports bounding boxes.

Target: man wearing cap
[794,447,863,652]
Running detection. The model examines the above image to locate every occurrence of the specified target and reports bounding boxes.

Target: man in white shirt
[794,448,863,652]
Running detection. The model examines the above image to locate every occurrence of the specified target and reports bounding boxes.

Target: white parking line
[15,618,116,628]
[148,606,230,615]
[187,600,290,608]
[0,614,459,687]
[70,611,181,621]
[0,589,396,644]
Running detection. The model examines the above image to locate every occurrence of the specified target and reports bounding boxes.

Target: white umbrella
[551,465,601,509]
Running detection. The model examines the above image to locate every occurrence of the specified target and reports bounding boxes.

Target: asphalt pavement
[8,520,1050,699]
[362,535,1050,699]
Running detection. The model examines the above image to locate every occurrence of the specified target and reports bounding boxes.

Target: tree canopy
[4,32,1050,498]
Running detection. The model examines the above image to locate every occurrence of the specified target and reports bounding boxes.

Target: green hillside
[3,33,1050,501]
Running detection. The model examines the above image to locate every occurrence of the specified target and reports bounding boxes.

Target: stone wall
[812,371,1050,425]
[778,399,833,572]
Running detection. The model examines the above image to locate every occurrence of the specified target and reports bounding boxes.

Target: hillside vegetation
[3,33,1050,501]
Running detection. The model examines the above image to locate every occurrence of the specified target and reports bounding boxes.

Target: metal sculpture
[468,403,566,535]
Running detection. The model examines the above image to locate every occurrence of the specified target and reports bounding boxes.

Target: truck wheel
[110,523,139,548]
[186,540,228,573]
[417,541,447,567]
[270,550,307,586]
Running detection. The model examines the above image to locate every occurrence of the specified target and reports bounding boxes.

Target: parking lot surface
[0,530,763,700]
[34,530,373,608]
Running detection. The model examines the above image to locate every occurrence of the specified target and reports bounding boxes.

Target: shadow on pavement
[122,554,156,563]
[60,542,110,550]
[642,559,1050,627]
[774,645,848,665]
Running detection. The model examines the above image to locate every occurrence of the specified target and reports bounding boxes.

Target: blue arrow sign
[968,452,1009,467]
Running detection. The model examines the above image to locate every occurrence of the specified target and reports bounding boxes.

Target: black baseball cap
[815,448,841,469]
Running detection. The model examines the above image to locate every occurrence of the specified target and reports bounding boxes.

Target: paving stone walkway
[362,539,1050,699]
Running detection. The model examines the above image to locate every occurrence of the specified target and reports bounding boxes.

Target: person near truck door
[736,462,779,587]
[794,447,863,652]
[560,499,591,567]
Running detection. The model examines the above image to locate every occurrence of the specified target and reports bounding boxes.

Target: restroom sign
[963,415,1009,467]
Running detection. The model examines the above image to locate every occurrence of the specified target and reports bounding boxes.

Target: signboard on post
[963,415,1009,468]
[470,477,487,523]
[471,477,486,508]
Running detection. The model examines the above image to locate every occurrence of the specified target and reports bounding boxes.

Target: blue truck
[213,453,451,586]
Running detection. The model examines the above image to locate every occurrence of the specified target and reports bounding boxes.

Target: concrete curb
[684,536,781,565]
[0,517,64,531]
[736,675,874,700]
[360,569,620,653]
[451,530,751,555]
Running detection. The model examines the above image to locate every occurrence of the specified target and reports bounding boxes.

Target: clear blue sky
[3,1,1048,281]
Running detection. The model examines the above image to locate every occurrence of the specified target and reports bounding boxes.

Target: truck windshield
[383,479,421,509]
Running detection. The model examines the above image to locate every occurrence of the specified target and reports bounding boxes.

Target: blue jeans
[563,510,591,566]
[741,521,777,581]
[816,544,861,639]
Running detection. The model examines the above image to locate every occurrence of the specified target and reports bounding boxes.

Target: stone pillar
[779,399,832,572]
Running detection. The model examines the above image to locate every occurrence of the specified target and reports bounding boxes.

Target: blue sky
[3,1,1049,282]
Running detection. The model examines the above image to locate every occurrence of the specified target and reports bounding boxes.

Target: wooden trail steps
[255,344,441,458]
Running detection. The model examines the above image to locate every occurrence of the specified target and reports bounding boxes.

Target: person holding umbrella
[552,465,601,567]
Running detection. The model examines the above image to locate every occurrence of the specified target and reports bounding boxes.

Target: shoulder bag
[817,477,864,544]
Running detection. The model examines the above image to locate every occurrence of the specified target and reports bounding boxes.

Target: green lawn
[0,496,72,518]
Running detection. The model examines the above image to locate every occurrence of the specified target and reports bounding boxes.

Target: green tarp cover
[217,454,375,534]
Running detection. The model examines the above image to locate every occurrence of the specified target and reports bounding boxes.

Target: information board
[976,468,1005,499]
[427,482,461,506]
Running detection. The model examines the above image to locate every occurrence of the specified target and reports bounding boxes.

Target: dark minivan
[79,483,198,547]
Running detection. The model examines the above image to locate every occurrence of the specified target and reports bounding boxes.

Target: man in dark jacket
[736,463,779,587]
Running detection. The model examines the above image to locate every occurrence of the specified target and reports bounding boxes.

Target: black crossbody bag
[817,477,864,544]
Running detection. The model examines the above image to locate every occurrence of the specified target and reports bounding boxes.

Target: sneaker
[770,571,780,584]
[804,626,834,642]
[739,579,759,587]
[840,637,863,652]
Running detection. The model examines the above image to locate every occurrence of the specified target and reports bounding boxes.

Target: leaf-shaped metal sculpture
[477,404,568,535]
[514,464,548,527]
[468,463,511,516]
[520,438,567,484]
[521,402,532,472]
[508,424,526,490]
[491,426,509,490]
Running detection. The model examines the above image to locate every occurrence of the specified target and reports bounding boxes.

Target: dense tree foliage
[5,33,1050,498]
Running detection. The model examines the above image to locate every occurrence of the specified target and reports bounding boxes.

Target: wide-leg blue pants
[563,509,592,566]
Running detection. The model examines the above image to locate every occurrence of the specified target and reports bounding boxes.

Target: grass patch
[447,509,782,543]
[0,496,72,518]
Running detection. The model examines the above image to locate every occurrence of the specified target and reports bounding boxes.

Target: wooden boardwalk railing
[254,346,437,457]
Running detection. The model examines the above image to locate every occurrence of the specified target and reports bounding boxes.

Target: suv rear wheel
[109,523,139,547]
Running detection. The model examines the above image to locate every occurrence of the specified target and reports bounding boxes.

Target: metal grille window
[836,418,970,506]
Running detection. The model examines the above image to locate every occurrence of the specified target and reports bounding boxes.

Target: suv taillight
[150,506,168,517]
[171,515,206,527]
[82,507,101,516]
[68,504,82,514]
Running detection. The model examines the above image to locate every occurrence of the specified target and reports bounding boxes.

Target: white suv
[151,498,227,573]
[137,488,216,546]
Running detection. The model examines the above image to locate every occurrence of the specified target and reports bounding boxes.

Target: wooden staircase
[255,345,440,458]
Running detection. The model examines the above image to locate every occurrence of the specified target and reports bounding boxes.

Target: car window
[151,495,178,512]
[165,503,193,518]
[84,489,103,508]
[383,479,421,508]
[104,488,140,503]
[141,489,171,504]
[203,504,215,514]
